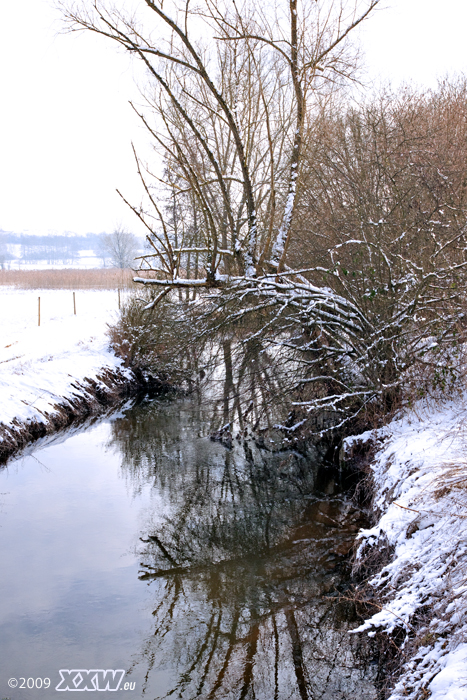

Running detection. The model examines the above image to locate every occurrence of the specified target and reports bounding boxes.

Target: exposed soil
[0,367,170,464]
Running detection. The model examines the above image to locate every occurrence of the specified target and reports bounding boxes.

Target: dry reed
[0,268,135,290]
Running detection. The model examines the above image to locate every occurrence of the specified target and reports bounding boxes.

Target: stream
[0,396,377,699]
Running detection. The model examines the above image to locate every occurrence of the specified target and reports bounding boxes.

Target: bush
[107,292,202,387]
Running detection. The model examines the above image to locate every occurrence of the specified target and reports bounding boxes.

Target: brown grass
[0,268,136,290]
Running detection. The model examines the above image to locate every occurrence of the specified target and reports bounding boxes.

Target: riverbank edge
[0,366,170,464]
[343,401,467,700]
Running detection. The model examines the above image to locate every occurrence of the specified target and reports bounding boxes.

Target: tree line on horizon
[0,231,144,269]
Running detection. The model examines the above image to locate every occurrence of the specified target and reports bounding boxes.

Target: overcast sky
[1,0,467,235]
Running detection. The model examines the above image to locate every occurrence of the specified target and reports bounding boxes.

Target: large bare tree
[61,0,378,290]
[68,1,462,435]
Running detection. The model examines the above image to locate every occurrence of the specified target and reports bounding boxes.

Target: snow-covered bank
[346,400,467,699]
[0,288,136,461]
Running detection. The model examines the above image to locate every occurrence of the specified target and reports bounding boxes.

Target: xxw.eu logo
[55,670,133,692]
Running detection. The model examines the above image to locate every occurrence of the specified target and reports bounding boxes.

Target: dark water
[0,397,376,699]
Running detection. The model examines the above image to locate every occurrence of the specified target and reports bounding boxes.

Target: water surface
[0,397,376,699]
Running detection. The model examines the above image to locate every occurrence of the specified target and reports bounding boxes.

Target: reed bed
[0,268,136,290]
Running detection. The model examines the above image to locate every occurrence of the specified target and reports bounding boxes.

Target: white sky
[1,0,467,235]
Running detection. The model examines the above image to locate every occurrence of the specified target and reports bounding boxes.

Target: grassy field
[0,268,136,289]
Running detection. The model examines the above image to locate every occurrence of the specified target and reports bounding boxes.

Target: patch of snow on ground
[347,399,467,699]
[0,288,128,430]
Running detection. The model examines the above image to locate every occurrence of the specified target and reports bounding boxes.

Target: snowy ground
[0,287,130,431]
[347,399,467,700]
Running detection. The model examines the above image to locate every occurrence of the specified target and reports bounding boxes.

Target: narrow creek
[0,396,377,699]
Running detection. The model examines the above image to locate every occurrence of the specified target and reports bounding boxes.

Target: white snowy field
[348,399,467,700]
[3,248,102,270]
[0,287,130,430]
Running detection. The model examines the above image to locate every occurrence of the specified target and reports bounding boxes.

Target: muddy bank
[0,367,170,464]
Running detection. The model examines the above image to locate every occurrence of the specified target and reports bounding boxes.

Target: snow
[347,397,467,699]
[0,288,129,431]
[429,646,467,700]
[271,174,297,263]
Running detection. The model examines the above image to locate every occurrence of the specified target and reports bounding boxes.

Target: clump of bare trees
[0,234,9,270]
[98,228,139,268]
[61,0,378,280]
[61,0,467,435]
[288,80,467,424]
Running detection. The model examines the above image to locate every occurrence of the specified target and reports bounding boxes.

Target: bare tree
[61,0,378,286]
[67,1,463,435]
[0,234,8,270]
[99,228,138,269]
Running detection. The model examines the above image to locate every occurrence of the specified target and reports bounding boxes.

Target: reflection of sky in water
[0,400,377,699]
[0,420,171,698]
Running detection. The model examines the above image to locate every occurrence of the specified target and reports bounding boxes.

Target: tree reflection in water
[110,398,377,700]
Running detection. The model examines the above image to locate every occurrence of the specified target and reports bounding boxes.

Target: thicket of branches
[285,80,467,425]
[62,0,467,436]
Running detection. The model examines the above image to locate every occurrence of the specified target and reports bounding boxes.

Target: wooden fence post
[73,291,76,315]
[38,297,40,327]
